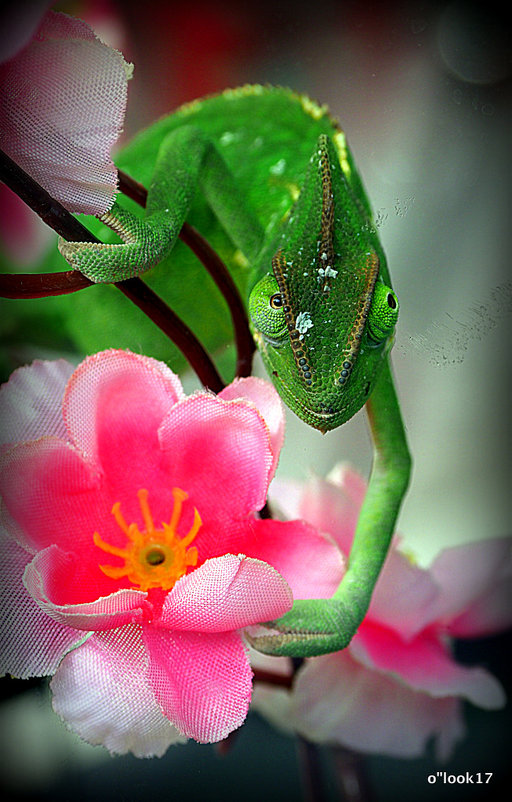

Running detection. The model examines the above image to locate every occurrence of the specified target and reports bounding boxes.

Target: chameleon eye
[366,283,399,343]
[248,274,288,342]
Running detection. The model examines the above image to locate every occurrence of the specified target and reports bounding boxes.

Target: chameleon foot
[246,598,359,658]
[58,202,176,283]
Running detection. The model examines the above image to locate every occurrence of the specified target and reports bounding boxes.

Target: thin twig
[331,749,374,802]
[297,738,330,802]
[252,668,293,689]
[118,278,224,392]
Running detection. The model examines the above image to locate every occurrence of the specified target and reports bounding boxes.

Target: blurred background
[1,0,510,799]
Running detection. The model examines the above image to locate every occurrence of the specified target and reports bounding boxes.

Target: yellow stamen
[93,488,201,591]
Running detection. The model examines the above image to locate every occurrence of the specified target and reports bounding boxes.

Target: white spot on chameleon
[269,158,286,176]
[220,131,238,146]
[318,266,338,280]
[296,312,314,335]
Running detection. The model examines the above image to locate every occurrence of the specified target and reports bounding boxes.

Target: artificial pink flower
[0,350,342,755]
[252,466,510,760]
[0,9,131,216]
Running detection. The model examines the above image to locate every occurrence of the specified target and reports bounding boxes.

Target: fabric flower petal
[240,518,344,600]
[273,468,364,556]
[160,554,292,632]
[144,627,252,742]
[367,549,440,640]
[158,393,273,519]
[51,625,185,757]
[350,623,505,709]
[291,651,465,760]
[0,437,102,556]
[23,545,150,630]
[0,530,84,678]
[63,349,184,466]
[427,537,512,629]
[0,9,131,214]
[0,359,73,447]
[219,377,284,477]
[448,572,512,638]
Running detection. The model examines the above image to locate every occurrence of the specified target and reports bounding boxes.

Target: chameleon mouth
[282,382,348,432]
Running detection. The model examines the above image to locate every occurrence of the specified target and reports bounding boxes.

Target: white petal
[51,625,185,757]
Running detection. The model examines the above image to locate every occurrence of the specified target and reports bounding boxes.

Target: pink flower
[252,466,510,760]
[0,350,342,755]
[0,9,131,216]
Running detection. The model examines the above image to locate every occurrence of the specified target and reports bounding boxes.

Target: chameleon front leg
[59,126,264,282]
[248,358,411,658]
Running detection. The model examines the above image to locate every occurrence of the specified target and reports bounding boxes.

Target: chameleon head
[248,134,399,432]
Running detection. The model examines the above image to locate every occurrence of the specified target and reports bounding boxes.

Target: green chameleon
[59,85,411,658]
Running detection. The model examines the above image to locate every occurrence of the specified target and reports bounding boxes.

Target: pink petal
[291,650,465,760]
[51,625,185,757]
[239,518,344,600]
[289,469,364,555]
[449,574,512,637]
[23,545,150,630]
[350,622,506,709]
[428,537,512,629]
[158,393,273,520]
[144,627,252,742]
[0,530,83,678]
[219,377,285,477]
[0,359,73,446]
[0,10,131,215]
[63,350,184,466]
[160,554,292,631]
[0,437,104,557]
[368,549,440,640]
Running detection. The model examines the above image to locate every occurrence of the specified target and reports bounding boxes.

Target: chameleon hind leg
[59,126,263,282]
[248,358,412,658]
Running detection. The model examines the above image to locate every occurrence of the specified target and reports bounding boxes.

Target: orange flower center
[93,488,201,591]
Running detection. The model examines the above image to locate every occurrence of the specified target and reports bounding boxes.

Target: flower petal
[0,530,84,678]
[368,549,440,640]
[290,651,465,760]
[350,623,506,709]
[62,349,184,467]
[144,627,252,742]
[240,518,344,600]
[0,437,102,556]
[272,467,364,556]
[219,377,284,477]
[0,10,131,215]
[158,393,273,519]
[427,537,512,629]
[0,359,73,447]
[449,571,512,638]
[160,554,292,632]
[0,434,159,602]
[51,625,184,757]
[24,545,150,630]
